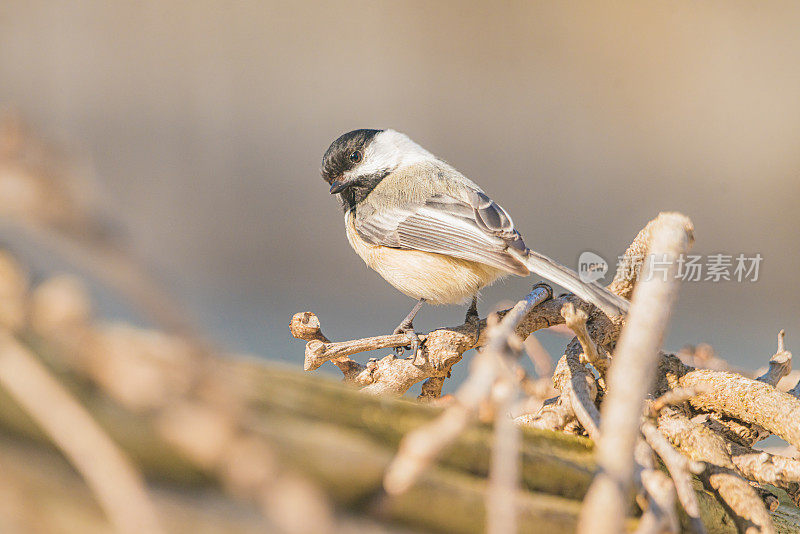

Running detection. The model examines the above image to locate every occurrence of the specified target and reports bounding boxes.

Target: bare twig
[289,312,366,380]
[659,354,800,450]
[606,215,666,300]
[702,412,769,448]
[637,466,679,534]
[650,385,711,415]
[306,332,415,370]
[383,284,552,495]
[642,422,706,534]
[790,378,800,400]
[522,333,553,377]
[757,330,791,387]
[519,215,688,436]
[750,484,780,512]
[632,438,680,534]
[578,212,694,534]
[291,287,591,397]
[728,442,800,488]
[657,408,774,534]
[568,383,600,440]
[561,302,610,377]
[487,378,521,534]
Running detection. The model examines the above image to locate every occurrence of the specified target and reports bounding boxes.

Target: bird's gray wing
[355,191,530,276]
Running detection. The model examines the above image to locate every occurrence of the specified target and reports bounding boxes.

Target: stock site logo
[578,251,608,284]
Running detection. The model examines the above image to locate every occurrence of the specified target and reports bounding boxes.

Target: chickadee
[321,129,628,350]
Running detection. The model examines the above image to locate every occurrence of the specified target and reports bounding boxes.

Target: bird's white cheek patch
[345,130,435,181]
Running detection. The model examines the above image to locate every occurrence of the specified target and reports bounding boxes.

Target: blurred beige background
[1,1,798,383]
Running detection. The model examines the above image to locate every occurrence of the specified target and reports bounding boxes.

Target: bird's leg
[465,295,480,340]
[465,295,478,322]
[393,299,425,356]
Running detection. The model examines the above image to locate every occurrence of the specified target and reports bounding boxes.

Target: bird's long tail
[510,249,630,317]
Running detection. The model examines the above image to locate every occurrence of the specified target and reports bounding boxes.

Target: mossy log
[0,339,798,533]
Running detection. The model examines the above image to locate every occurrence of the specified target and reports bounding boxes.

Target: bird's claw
[393,326,423,359]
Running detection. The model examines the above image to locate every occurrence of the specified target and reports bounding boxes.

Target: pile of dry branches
[3,117,798,532]
[291,212,800,533]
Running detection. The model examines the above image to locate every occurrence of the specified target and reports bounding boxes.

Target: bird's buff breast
[344,211,506,305]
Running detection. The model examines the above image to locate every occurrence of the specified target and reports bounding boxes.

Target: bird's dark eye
[349,150,362,163]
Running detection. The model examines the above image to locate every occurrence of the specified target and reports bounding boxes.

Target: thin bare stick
[757,330,791,387]
[561,302,610,377]
[516,394,575,431]
[790,378,800,400]
[578,212,694,534]
[650,385,711,415]
[637,467,679,534]
[728,442,800,486]
[568,385,600,440]
[632,438,680,534]
[383,284,552,495]
[606,214,674,300]
[518,216,683,434]
[702,412,769,448]
[642,422,706,534]
[657,408,774,534]
[660,354,800,450]
[289,312,366,380]
[523,333,553,377]
[0,331,164,534]
[487,379,520,534]
[291,288,589,397]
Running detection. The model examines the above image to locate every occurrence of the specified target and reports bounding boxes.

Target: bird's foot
[393,324,423,360]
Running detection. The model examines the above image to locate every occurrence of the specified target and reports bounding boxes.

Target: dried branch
[289,312,366,379]
[730,448,800,485]
[307,331,413,370]
[523,333,553,377]
[659,354,800,450]
[757,330,791,387]
[678,343,738,372]
[568,385,600,440]
[657,408,774,534]
[650,385,711,415]
[750,485,780,512]
[578,212,694,534]
[606,214,668,300]
[383,284,553,495]
[561,302,610,377]
[642,422,706,534]
[728,443,800,506]
[788,378,800,400]
[636,458,680,534]
[519,214,687,437]
[487,379,521,534]
[290,287,596,397]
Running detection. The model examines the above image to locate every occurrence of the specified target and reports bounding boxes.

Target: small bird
[320,129,628,351]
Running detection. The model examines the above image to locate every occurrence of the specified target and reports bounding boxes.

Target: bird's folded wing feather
[355,191,530,276]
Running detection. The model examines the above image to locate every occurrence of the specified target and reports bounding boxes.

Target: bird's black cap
[321,129,382,183]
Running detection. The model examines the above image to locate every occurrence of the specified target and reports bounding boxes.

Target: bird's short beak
[329,178,350,194]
